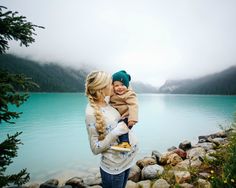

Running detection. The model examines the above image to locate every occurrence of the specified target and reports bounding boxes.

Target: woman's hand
[128,120,137,127]
[111,122,129,136]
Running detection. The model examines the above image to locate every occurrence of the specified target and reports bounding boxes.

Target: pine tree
[0,6,43,187]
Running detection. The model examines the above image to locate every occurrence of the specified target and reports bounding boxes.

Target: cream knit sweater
[85,103,139,174]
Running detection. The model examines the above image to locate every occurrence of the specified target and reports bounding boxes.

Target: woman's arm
[86,115,128,155]
[86,124,117,155]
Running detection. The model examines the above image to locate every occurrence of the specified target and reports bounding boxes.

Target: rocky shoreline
[14,130,232,188]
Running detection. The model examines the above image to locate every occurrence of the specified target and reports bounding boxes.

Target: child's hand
[128,120,137,127]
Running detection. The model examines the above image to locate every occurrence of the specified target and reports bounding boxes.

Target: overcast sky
[2,0,236,86]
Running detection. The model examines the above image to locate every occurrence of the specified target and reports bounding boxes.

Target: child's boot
[110,142,131,152]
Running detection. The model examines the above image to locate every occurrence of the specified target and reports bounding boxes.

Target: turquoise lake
[1,93,236,183]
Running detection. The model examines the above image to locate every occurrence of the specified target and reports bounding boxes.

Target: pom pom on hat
[112,70,131,88]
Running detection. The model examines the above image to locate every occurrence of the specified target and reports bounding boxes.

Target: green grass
[208,117,236,188]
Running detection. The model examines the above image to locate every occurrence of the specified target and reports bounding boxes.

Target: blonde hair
[85,71,111,140]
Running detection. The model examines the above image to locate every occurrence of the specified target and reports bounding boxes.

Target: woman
[85,71,138,188]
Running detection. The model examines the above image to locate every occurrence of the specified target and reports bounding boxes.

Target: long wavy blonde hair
[85,71,111,140]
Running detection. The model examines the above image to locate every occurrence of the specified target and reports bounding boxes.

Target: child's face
[113,81,128,95]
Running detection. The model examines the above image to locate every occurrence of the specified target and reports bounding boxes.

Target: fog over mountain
[158,66,236,95]
[2,0,236,87]
[1,54,236,94]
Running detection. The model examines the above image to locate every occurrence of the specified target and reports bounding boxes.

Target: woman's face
[103,80,112,97]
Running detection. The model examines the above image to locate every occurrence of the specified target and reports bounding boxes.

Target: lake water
[1,93,236,183]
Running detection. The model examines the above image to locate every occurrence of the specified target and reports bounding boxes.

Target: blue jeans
[100,168,130,188]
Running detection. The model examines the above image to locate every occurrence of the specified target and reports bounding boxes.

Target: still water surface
[1,93,236,183]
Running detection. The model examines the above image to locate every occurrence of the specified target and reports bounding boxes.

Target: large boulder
[65,177,87,188]
[136,157,156,169]
[179,140,192,151]
[40,179,59,188]
[174,171,191,184]
[128,165,141,182]
[141,164,164,180]
[152,179,170,188]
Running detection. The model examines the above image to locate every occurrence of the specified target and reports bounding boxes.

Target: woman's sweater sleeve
[85,114,117,155]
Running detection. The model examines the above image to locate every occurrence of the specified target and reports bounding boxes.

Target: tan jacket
[110,89,138,122]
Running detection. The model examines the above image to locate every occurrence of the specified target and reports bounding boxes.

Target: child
[110,70,138,152]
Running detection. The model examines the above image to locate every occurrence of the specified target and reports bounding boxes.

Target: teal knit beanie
[112,70,131,88]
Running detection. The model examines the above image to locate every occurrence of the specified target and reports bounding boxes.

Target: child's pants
[118,118,132,143]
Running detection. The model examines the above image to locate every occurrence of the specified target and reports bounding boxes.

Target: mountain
[131,81,158,93]
[158,66,236,95]
[0,54,158,93]
[0,54,88,92]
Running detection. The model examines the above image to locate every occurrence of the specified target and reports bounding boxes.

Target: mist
[2,0,236,86]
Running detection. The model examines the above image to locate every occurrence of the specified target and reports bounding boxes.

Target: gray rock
[197,178,211,188]
[152,179,170,188]
[137,180,151,188]
[174,171,191,184]
[40,179,59,188]
[175,159,190,170]
[27,183,40,188]
[83,174,101,186]
[151,150,162,163]
[178,183,194,188]
[187,147,206,159]
[136,157,156,169]
[179,140,192,151]
[196,142,216,151]
[128,165,141,182]
[167,146,177,152]
[39,184,58,188]
[141,164,164,180]
[125,180,138,188]
[199,172,210,179]
[65,177,86,188]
